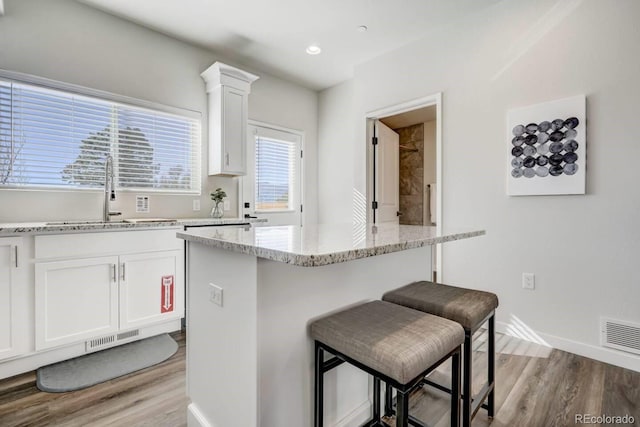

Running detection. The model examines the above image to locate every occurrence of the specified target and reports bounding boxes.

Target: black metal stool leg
[373,377,381,421]
[487,315,495,418]
[396,390,409,427]
[462,332,472,427]
[384,382,393,417]
[451,349,461,427]
[314,341,324,427]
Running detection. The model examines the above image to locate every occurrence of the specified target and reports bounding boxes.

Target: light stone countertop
[177,222,485,267]
[0,217,267,236]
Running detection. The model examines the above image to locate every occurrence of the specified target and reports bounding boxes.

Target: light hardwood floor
[0,330,638,427]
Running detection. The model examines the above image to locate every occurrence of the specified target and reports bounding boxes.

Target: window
[0,76,201,193]
[242,124,302,226]
[255,136,298,211]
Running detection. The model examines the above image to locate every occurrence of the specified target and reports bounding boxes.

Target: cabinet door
[221,85,247,175]
[119,250,184,330]
[35,256,119,350]
[0,238,28,360]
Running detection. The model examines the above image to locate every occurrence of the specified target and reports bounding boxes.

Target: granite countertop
[0,217,267,236]
[177,222,485,267]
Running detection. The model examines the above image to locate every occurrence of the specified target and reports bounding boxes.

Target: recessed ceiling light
[306,44,322,55]
[357,25,368,32]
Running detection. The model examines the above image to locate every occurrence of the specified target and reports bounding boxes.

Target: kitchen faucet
[103,155,121,222]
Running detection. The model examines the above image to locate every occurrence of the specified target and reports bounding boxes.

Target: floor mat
[36,333,178,393]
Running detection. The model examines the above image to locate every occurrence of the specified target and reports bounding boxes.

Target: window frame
[0,69,202,195]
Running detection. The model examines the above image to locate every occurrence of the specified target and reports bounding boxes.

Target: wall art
[507,95,586,195]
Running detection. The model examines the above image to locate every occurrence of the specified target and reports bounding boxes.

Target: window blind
[0,78,201,193]
[255,137,296,211]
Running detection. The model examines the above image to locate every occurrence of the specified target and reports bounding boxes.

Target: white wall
[0,0,318,224]
[318,0,640,370]
[317,80,357,224]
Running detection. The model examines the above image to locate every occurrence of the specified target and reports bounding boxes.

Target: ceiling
[77,0,500,91]
[381,105,437,129]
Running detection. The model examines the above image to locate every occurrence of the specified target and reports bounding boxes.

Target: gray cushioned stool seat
[382,281,499,330]
[310,300,464,384]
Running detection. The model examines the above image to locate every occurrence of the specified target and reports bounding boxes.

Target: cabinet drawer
[35,228,182,259]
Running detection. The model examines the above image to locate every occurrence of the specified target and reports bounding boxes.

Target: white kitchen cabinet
[34,229,184,351]
[201,61,259,176]
[35,256,119,350]
[0,237,28,361]
[119,250,183,330]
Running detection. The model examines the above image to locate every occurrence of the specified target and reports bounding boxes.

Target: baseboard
[332,399,372,427]
[496,321,640,373]
[0,319,182,380]
[187,403,213,427]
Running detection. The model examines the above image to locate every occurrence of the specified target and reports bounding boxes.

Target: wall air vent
[86,335,116,351]
[601,317,640,355]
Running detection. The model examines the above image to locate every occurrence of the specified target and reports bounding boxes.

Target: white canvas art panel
[507,95,586,196]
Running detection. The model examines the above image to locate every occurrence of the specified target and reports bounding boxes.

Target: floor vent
[601,317,640,355]
[117,329,140,341]
[86,335,116,351]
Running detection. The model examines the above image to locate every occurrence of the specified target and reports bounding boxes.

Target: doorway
[365,93,442,279]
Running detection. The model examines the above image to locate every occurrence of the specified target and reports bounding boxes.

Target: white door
[119,250,183,330]
[35,256,120,350]
[243,124,303,226]
[0,238,28,360]
[375,120,400,223]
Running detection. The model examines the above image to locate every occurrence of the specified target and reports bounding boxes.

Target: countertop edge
[177,229,486,267]
[0,218,266,236]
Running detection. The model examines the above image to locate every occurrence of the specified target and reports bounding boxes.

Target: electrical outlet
[522,273,535,290]
[209,283,223,306]
[223,200,231,211]
[193,199,201,211]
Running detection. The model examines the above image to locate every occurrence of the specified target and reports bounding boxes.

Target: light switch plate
[209,283,223,306]
[193,199,201,211]
[224,200,231,211]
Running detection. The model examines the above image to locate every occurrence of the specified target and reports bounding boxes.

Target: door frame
[365,92,443,277]
[240,120,305,225]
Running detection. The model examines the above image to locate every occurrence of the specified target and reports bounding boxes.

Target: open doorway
[365,94,442,280]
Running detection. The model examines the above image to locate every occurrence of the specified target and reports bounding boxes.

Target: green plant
[210,187,227,204]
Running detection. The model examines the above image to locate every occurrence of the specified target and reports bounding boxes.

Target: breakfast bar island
[177,223,484,427]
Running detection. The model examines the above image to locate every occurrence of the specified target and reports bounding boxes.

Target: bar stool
[382,281,499,427]
[310,300,464,427]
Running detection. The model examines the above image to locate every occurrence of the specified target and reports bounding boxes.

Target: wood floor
[0,331,188,427]
[0,330,638,427]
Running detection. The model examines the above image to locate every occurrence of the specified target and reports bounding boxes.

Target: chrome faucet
[103,155,121,222]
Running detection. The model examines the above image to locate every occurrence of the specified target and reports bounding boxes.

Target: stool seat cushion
[310,300,464,385]
[382,281,498,330]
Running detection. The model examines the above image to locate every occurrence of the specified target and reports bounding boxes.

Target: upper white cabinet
[201,62,259,176]
[0,237,29,361]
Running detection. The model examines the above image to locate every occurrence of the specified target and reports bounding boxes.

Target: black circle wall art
[510,116,580,180]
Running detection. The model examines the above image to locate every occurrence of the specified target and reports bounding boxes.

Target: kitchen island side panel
[186,243,259,427]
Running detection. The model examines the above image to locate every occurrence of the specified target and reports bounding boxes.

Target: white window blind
[0,78,201,193]
[255,137,297,211]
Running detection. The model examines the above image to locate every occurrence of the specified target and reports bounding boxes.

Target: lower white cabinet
[119,250,182,330]
[34,230,184,351]
[0,237,28,361]
[35,256,119,350]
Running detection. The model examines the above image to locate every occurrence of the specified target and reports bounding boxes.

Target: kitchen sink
[123,218,177,223]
